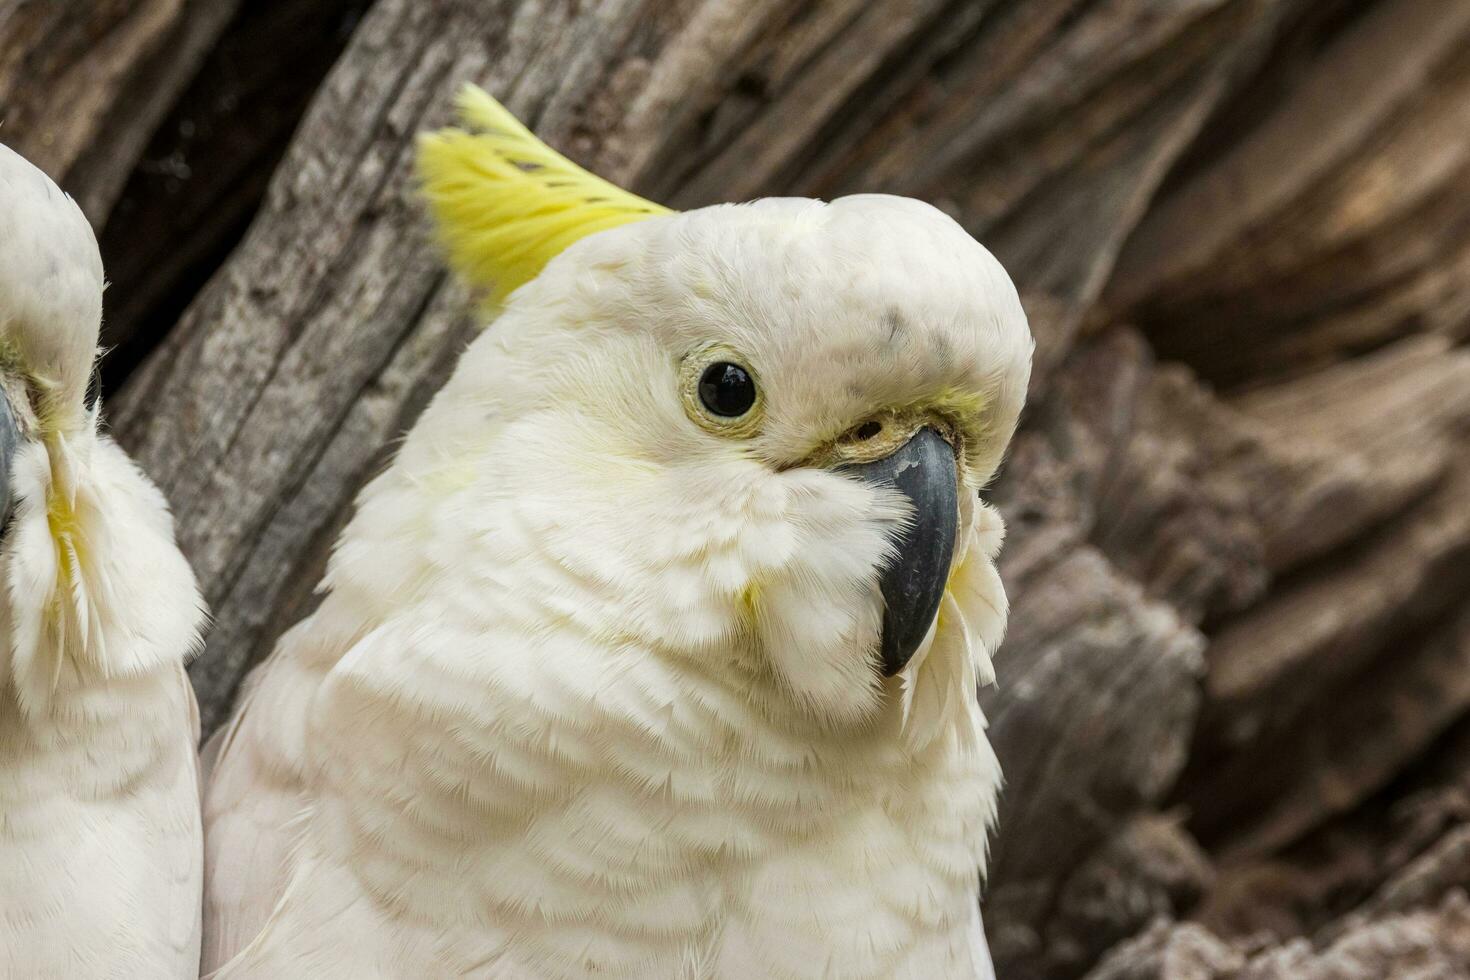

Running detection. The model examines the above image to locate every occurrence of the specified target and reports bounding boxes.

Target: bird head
[0,144,203,711]
[0,141,104,532]
[0,142,102,443]
[366,89,1031,734]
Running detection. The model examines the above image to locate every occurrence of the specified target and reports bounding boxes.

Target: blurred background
[4,0,1469,976]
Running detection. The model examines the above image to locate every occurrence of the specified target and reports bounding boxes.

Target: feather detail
[6,431,206,719]
[0,140,207,980]
[416,84,672,307]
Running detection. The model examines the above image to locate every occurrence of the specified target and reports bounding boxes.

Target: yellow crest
[416,85,672,307]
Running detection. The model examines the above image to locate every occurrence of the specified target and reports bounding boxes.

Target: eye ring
[679,345,764,437]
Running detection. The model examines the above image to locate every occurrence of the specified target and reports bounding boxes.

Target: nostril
[851,420,883,442]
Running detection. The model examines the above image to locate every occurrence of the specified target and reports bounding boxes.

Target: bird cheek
[752,578,885,726]
[741,475,899,724]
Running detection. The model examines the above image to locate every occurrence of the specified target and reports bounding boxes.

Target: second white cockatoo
[201,87,1032,978]
[0,143,207,977]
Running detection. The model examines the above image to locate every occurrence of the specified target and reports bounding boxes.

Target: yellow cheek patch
[741,582,762,619]
[928,387,989,427]
[928,387,995,474]
[424,462,478,495]
[416,85,673,309]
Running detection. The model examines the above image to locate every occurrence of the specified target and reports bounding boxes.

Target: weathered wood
[1046,814,1214,979]
[1350,825,1470,927]
[1088,893,1470,979]
[1192,717,1470,945]
[1082,921,1245,980]
[979,542,1205,979]
[0,0,240,222]
[1189,601,1470,859]
[96,0,373,381]
[1203,460,1470,753]
[1266,893,1470,978]
[1230,335,1470,574]
[1018,331,1274,623]
[1108,0,1470,388]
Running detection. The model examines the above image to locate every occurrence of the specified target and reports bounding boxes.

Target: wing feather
[201,622,343,974]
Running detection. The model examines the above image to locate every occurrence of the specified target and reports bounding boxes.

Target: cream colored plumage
[202,88,1031,979]
[0,142,207,978]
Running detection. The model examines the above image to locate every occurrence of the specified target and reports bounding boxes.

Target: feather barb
[416,84,672,307]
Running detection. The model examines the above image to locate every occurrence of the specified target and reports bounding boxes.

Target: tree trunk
[11,0,1470,976]
[0,0,241,222]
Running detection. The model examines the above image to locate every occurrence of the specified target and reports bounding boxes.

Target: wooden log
[997,328,1272,624]
[1188,602,1470,858]
[979,543,1205,979]
[1082,920,1244,980]
[1044,814,1214,979]
[1247,893,1470,978]
[96,0,373,381]
[992,327,1444,628]
[1139,338,1470,867]
[1189,716,1470,944]
[1107,0,1470,389]
[0,0,240,222]
[1229,335,1470,574]
[1346,824,1470,930]
[1202,460,1470,757]
[1086,894,1470,980]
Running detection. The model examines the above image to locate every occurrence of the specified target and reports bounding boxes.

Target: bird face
[405,194,1030,728]
[0,144,106,529]
[0,144,103,434]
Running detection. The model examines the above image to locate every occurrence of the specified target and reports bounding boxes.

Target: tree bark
[0,0,241,222]
[7,0,1464,977]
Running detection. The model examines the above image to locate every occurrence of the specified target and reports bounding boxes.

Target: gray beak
[841,426,959,676]
[0,389,18,532]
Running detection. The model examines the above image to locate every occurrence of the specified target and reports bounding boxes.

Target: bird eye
[680,347,763,436]
[697,362,757,418]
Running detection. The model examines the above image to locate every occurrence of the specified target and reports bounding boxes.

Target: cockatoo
[201,86,1031,979]
[0,144,207,977]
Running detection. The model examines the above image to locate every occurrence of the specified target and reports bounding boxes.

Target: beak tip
[0,391,18,532]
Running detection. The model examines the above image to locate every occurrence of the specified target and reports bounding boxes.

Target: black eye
[698,362,757,418]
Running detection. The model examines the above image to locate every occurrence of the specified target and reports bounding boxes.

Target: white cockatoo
[201,86,1031,979]
[0,144,207,977]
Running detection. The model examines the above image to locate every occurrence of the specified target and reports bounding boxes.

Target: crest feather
[416,84,672,306]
